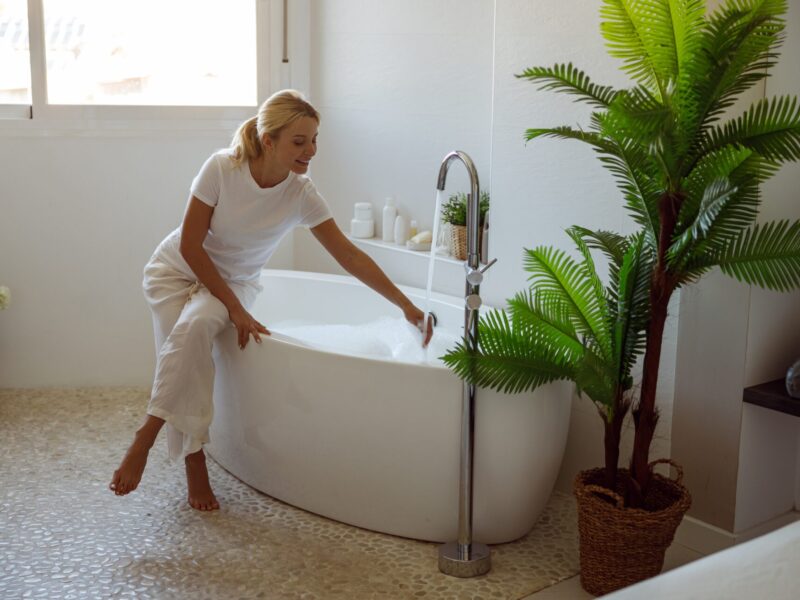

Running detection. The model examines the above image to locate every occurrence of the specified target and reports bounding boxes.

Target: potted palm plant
[443,0,800,594]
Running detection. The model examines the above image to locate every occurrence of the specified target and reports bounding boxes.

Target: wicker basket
[448,224,483,260]
[574,459,692,596]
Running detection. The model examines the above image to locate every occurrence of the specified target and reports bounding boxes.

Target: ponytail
[230,116,262,166]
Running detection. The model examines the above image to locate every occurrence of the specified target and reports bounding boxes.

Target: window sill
[0,117,247,137]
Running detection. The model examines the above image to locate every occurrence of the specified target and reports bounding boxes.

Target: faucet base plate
[437,541,491,578]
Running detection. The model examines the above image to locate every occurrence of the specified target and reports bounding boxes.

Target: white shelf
[348,235,462,265]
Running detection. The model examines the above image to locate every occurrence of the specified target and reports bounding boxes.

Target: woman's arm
[310,218,434,346]
[179,196,269,349]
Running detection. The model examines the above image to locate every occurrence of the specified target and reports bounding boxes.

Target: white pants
[143,254,260,462]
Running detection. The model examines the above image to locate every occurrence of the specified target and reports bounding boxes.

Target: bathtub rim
[257,268,490,371]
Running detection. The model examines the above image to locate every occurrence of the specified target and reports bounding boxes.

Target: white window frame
[0,0,308,131]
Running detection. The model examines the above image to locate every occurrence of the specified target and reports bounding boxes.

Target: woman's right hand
[228,305,271,349]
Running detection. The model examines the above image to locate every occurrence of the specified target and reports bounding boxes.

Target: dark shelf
[743,378,800,418]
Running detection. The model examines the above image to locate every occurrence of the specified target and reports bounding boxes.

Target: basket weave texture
[573,459,692,596]
[448,224,482,260]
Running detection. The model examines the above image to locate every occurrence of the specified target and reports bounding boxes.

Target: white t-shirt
[155,150,332,284]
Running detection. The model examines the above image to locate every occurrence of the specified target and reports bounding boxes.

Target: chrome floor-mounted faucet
[436,151,497,578]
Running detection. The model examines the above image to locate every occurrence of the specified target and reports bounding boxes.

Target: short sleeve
[298,179,333,228]
[190,153,222,207]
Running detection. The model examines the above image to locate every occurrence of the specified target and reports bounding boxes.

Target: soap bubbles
[270,317,460,366]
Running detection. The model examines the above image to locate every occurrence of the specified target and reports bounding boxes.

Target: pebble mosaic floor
[0,387,580,599]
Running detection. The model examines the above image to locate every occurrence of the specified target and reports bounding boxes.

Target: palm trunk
[629,290,668,499]
[603,394,626,491]
[629,190,682,505]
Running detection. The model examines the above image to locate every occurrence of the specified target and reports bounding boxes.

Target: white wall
[671,0,800,532]
[732,0,800,533]
[296,0,494,288]
[0,129,295,387]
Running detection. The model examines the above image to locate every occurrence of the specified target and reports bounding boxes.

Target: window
[1,0,273,122]
[0,0,32,105]
[43,0,256,106]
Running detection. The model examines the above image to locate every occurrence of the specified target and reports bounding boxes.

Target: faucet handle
[479,258,498,274]
[466,294,482,310]
[465,258,498,286]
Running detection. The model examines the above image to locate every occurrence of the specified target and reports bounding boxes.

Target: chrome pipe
[436,151,491,578]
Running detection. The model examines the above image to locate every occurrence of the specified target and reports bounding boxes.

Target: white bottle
[409,220,418,238]
[382,197,397,242]
[394,214,409,245]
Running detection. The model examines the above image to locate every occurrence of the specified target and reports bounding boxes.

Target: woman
[109,90,434,511]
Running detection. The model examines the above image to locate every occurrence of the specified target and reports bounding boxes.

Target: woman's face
[267,116,319,175]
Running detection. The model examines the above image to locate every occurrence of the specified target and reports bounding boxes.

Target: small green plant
[441,191,490,226]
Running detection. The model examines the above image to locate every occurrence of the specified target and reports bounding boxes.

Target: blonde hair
[229,89,320,166]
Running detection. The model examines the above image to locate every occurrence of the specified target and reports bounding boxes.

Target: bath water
[423,190,445,348]
[270,317,460,366]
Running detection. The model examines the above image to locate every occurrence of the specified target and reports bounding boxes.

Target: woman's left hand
[404,304,435,347]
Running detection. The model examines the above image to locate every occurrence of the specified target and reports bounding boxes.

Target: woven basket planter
[574,459,692,596]
[447,224,483,260]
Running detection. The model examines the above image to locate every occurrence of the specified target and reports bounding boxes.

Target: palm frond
[698,154,775,250]
[668,178,738,265]
[603,86,671,141]
[600,0,678,96]
[567,225,613,315]
[570,226,631,267]
[668,0,707,71]
[516,63,618,108]
[701,95,800,162]
[507,290,584,357]
[701,0,787,127]
[611,234,652,384]
[710,220,800,291]
[524,125,611,148]
[662,0,707,155]
[573,347,619,410]
[523,245,613,360]
[440,309,577,394]
[678,145,753,228]
[589,117,662,243]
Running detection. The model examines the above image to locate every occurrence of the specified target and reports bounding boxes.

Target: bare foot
[185,449,220,511]
[109,441,150,496]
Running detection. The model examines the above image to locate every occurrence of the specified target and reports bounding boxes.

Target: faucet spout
[436,151,481,267]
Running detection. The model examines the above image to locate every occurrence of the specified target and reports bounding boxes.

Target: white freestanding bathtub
[207,269,571,544]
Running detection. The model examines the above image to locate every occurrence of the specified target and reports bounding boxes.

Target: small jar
[351,202,374,238]
[354,202,372,221]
